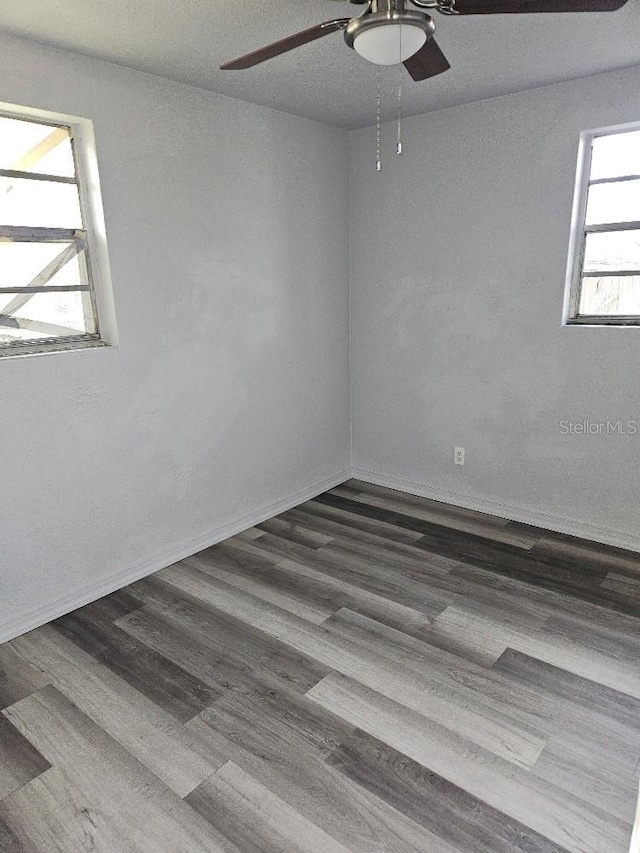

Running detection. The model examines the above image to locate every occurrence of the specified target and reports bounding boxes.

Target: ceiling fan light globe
[353,23,427,65]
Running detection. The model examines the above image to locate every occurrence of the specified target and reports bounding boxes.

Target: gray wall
[350,65,640,549]
[0,34,350,637]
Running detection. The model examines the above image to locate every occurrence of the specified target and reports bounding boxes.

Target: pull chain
[397,71,403,155]
[397,25,403,155]
[376,65,382,172]
[375,32,405,171]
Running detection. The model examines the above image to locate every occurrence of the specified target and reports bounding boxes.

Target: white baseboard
[0,468,350,645]
[4,463,636,646]
[351,467,640,554]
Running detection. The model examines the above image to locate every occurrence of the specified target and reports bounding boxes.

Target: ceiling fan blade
[220,19,351,69]
[451,0,627,13]
[403,38,451,82]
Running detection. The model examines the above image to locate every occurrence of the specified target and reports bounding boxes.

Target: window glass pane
[590,130,640,181]
[0,241,66,287]
[0,241,83,288]
[585,178,640,226]
[579,275,640,316]
[583,230,640,273]
[15,290,92,334]
[0,290,92,341]
[32,142,76,179]
[0,116,75,178]
[0,176,82,228]
[0,241,91,338]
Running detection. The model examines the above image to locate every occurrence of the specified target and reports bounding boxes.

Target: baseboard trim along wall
[351,467,640,555]
[0,468,351,645]
[5,463,637,645]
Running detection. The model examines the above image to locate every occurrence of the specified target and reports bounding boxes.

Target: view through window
[0,112,107,355]
[567,126,640,325]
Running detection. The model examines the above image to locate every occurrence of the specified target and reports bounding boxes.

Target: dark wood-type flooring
[1,479,639,852]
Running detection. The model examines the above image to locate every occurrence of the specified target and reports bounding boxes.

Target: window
[0,104,115,356]
[565,124,640,326]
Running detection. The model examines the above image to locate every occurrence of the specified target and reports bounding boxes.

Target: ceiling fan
[220,0,629,82]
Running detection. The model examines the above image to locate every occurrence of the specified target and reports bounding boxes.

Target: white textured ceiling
[2,0,639,128]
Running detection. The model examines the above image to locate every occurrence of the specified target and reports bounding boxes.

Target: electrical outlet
[454,447,465,465]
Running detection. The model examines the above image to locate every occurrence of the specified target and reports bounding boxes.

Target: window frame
[564,120,640,327]
[0,102,117,358]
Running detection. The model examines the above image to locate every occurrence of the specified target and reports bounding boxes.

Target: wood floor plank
[300,496,426,545]
[322,534,456,584]
[66,589,145,624]
[0,815,32,853]
[322,608,550,763]
[128,573,330,694]
[256,525,455,584]
[242,531,453,618]
[602,572,640,597]
[115,603,324,708]
[319,535,549,658]
[256,517,335,549]
[259,523,551,664]
[296,500,465,571]
[532,535,640,583]
[416,535,640,618]
[326,727,570,853]
[329,483,539,548]
[3,686,238,853]
[280,504,451,560]
[8,626,225,798]
[51,609,219,723]
[233,527,265,542]
[307,672,632,853]
[0,645,50,712]
[0,767,143,853]
[314,492,639,617]
[493,648,640,733]
[177,537,335,623]
[186,760,351,853]
[323,607,521,704]
[320,536,553,640]
[0,713,50,801]
[544,609,640,661]
[323,612,639,786]
[198,677,355,762]
[196,540,275,571]
[533,732,639,824]
[161,568,547,770]
[188,695,461,853]
[449,559,640,636]
[209,537,436,639]
[182,552,334,624]
[315,491,540,558]
[437,605,640,699]
[345,479,513,529]
[428,606,510,664]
